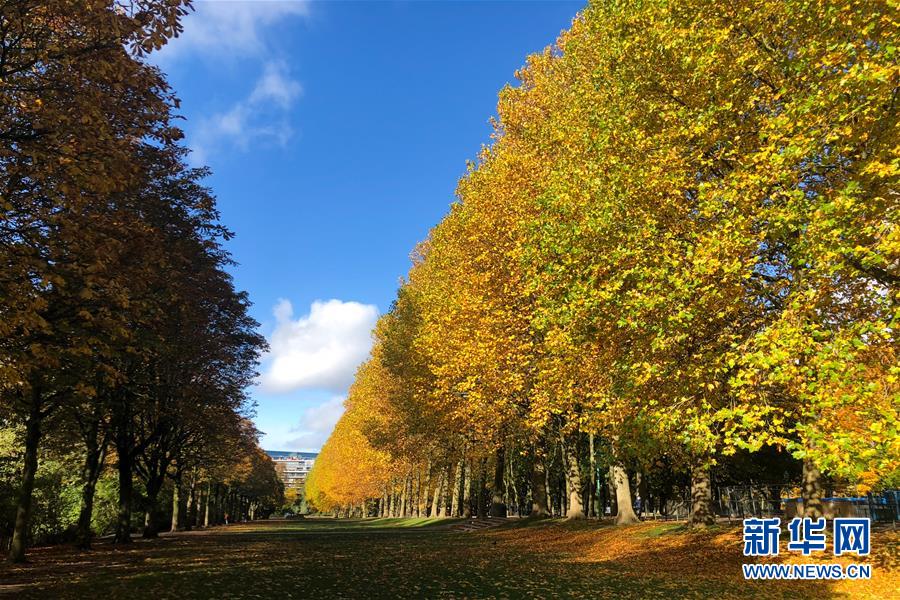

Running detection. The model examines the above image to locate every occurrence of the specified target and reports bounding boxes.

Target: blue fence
[713,485,899,523]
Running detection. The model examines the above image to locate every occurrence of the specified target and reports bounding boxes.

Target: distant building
[266,450,318,491]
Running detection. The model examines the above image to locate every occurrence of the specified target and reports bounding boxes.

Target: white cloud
[190,60,302,162]
[260,299,379,393]
[148,1,309,163]
[285,395,346,451]
[156,0,310,64]
[250,61,303,107]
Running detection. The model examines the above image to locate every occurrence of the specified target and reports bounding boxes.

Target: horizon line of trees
[307,0,898,525]
[1,1,282,563]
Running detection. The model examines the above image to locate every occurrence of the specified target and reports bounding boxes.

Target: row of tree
[0,1,281,562]
[307,0,898,525]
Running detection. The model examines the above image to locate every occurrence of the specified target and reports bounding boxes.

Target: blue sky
[155,0,584,451]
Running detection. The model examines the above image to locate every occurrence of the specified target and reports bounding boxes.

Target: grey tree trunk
[420,462,431,516]
[75,411,108,550]
[462,460,472,518]
[437,467,449,518]
[204,481,212,527]
[801,457,824,519]
[507,453,520,516]
[608,468,618,516]
[637,472,649,518]
[689,466,715,527]
[450,460,463,517]
[546,459,553,516]
[413,471,421,517]
[185,472,197,530]
[114,405,134,544]
[560,433,585,519]
[9,396,42,563]
[588,433,597,518]
[530,451,550,518]
[194,479,205,528]
[399,475,408,517]
[490,447,507,517]
[171,476,182,532]
[611,464,639,524]
[214,484,221,525]
[406,475,413,517]
[431,469,444,517]
[142,471,166,538]
[476,459,487,519]
[75,442,106,549]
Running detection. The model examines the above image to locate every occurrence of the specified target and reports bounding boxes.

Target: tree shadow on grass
[1,519,894,599]
[486,520,896,599]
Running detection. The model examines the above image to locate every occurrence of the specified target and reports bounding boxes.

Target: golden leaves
[313,0,900,499]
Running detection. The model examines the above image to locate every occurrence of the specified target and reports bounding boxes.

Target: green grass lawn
[1,518,895,599]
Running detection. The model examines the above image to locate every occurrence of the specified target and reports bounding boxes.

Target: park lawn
[0,518,896,599]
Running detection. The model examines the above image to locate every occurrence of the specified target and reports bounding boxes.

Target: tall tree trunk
[801,457,824,519]
[222,490,228,523]
[217,485,225,524]
[490,447,507,518]
[439,468,450,517]
[530,450,550,518]
[436,476,445,518]
[194,485,202,528]
[171,475,182,532]
[507,454,520,517]
[75,419,107,550]
[430,469,444,517]
[476,458,487,519]
[399,475,408,517]
[559,477,566,516]
[75,440,107,549]
[560,433,585,519]
[204,482,213,527]
[9,394,42,563]
[607,468,618,516]
[600,470,610,517]
[220,486,227,524]
[689,465,715,527]
[450,460,463,517]
[546,459,554,516]
[142,471,166,538]
[207,483,215,526]
[588,433,597,519]
[222,490,228,522]
[462,459,472,518]
[420,462,431,516]
[637,471,649,518]
[114,407,134,544]
[194,479,205,528]
[185,471,197,531]
[610,464,639,524]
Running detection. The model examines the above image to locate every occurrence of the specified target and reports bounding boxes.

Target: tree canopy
[308,0,899,525]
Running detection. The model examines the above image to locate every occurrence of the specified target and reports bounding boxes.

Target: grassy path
[1,518,896,599]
